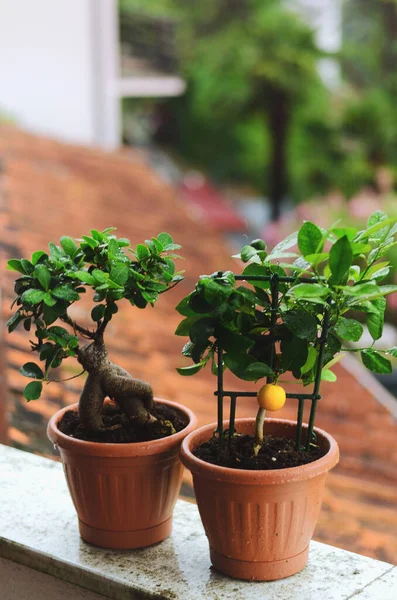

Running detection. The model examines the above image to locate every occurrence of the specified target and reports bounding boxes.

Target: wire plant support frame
[213,272,330,453]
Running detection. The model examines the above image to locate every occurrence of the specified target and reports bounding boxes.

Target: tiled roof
[0,125,396,564]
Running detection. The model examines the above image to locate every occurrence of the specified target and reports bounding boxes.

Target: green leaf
[344,283,379,296]
[21,259,34,274]
[176,362,205,376]
[52,286,80,301]
[366,298,386,341]
[280,337,309,373]
[361,349,392,374]
[329,235,352,284]
[332,227,358,241]
[323,333,342,366]
[378,285,397,297]
[271,231,298,253]
[24,381,43,401]
[91,229,106,242]
[158,232,173,246]
[241,245,258,263]
[136,244,150,260]
[48,325,70,337]
[288,283,328,298]
[21,289,46,305]
[91,304,106,322]
[334,317,363,342]
[117,238,131,247]
[250,239,266,250]
[68,336,79,349]
[321,369,337,382]
[223,352,255,379]
[217,325,254,354]
[348,265,361,282]
[108,238,119,256]
[197,277,232,305]
[60,236,78,256]
[266,252,298,261]
[92,269,108,284]
[301,346,318,374]
[283,309,317,341]
[175,296,196,317]
[182,341,194,357]
[31,251,47,265]
[34,264,51,291]
[163,243,182,251]
[43,304,60,325]
[189,317,214,344]
[175,315,204,336]
[39,342,55,361]
[298,222,323,256]
[188,292,214,314]
[323,354,344,370]
[20,362,44,379]
[151,237,164,253]
[244,362,273,381]
[48,242,63,258]
[43,293,56,307]
[7,311,23,332]
[235,285,259,307]
[303,252,329,266]
[365,262,390,281]
[7,259,25,274]
[351,243,372,256]
[71,271,96,285]
[242,264,269,289]
[388,347,397,358]
[110,265,129,286]
[356,215,397,242]
[81,235,98,249]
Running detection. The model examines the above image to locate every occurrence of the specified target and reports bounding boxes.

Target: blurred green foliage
[120,0,397,204]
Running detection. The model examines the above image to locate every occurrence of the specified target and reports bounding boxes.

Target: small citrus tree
[7,229,183,431]
[176,212,397,456]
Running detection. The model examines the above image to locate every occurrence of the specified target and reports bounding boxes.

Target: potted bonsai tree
[177,211,397,581]
[6,228,196,549]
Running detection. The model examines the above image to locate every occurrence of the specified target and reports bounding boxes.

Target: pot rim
[180,418,339,484]
[47,398,197,457]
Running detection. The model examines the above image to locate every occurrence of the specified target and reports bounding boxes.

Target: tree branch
[159,279,183,294]
[48,369,86,383]
[96,317,110,338]
[61,314,95,339]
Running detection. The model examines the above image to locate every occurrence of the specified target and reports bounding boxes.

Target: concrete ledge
[0,444,396,600]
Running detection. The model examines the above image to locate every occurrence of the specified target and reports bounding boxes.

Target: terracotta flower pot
[47,398,196,549]
[180,418,339,581]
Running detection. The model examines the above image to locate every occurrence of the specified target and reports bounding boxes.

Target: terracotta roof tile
[0,125,396,564]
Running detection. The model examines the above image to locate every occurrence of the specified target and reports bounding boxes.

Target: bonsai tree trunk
[77,338,154,430]
[268,89,290,222]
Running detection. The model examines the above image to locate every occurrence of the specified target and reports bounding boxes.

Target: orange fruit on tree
[257,383,286,411]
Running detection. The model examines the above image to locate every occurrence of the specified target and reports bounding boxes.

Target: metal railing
[214,272,330,451]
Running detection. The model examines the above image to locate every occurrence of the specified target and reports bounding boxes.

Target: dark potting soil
[58,403,187,443]
[194,433,326,470]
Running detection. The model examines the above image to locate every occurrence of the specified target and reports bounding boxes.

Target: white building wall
[0,0,97,145]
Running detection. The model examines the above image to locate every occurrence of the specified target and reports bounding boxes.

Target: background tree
[169,0,323,220]
[340,0,397,187]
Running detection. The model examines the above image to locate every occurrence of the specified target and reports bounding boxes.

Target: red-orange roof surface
[0,125,396,564]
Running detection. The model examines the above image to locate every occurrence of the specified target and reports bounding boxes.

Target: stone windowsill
[0,444,396,600]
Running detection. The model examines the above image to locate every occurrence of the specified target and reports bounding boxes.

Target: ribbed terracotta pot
[181,418,339,581]
[48,398,196,549]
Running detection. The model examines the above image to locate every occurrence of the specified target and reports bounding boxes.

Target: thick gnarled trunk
[77,340,154,431]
